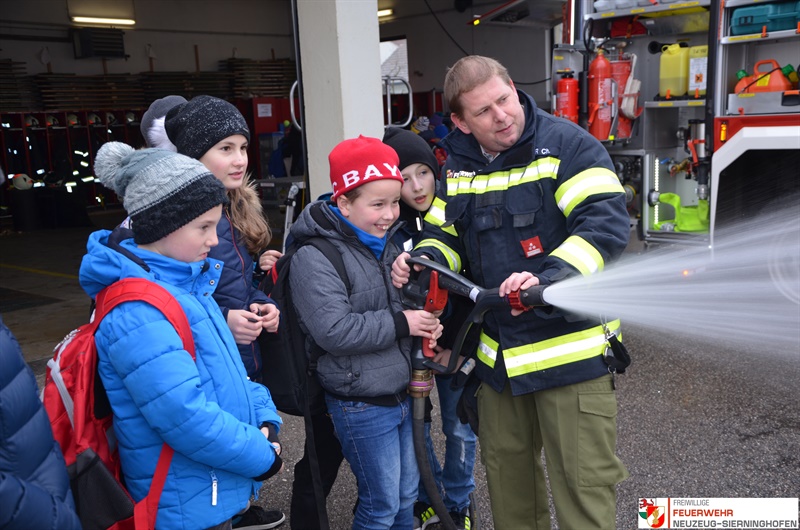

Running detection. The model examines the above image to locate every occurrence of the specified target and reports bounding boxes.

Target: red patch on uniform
[521,236,543,258]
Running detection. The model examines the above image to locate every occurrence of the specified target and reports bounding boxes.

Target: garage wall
[2,1,552,104]
[0,0,560,123]
[0,0,295,75]
[379,6,551,107]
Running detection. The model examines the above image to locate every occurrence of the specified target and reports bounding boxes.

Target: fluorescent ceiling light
[377,9,393,17]
[71,16,135,25]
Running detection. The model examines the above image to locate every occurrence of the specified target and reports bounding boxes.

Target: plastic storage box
[730,0,800,35]
[594,0,615,11]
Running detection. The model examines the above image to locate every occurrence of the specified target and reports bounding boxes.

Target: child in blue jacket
[81,143,283,530]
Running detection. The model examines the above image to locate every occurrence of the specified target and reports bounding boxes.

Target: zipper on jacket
[210,470,218,506]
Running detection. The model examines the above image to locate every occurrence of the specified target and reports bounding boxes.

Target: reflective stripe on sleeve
[550,235,605,275]
[555,167,624,218]
[423,198,457,236]
[414,239,462,272]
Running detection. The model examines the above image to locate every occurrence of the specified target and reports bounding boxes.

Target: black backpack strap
[302,237,351,373]
[303,384,330,530]
[303,237,351,294]
[295,236,348,530]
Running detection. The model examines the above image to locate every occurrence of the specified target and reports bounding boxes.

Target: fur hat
[94,142,228,244]
[382,128,439,174]
[164,95,250,160]
[140,95,187,150]
[328,135,403,200]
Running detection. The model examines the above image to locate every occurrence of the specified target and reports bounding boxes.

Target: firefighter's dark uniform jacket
[414,89,630,396]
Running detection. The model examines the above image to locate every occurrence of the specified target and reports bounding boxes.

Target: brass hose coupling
[408,369,434,398]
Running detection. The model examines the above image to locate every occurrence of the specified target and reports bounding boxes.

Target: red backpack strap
[95,278,195,359]
[95,278,195,529]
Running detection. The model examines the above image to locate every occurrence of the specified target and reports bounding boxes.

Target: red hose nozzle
[506,290,532,312]
[507,285,549,310]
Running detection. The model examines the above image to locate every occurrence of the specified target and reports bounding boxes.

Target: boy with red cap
[287,136,443,529]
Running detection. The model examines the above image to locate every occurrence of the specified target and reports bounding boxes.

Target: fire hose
[403,257,549,530]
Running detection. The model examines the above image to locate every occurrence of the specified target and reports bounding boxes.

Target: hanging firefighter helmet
[13,173,34,190]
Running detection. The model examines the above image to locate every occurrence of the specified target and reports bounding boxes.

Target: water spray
[543,201,800,355]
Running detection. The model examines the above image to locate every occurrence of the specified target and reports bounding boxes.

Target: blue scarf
[331,206,387,260]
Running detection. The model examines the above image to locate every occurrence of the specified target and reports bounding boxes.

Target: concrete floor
[2,215,797,530]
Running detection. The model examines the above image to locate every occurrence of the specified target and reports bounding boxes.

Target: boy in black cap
[383,128,476,530]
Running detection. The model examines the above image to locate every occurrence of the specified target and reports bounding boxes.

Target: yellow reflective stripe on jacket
[445,157,560,196]
[476,331,499,368]
[414,239,462,272]
[555,167,624,218]
[423,198,457,237]
[550,235,605,275]
[501,320,620,376]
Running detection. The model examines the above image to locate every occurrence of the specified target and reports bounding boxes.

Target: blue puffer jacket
[209,208,276,380]
[79,230,282,530]
[0,316,82,530]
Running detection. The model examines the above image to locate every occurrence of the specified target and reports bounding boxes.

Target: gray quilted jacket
[288,201,412,400]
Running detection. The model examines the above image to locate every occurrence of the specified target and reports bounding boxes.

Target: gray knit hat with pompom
[164,95,250,160]
[94,142,228,244]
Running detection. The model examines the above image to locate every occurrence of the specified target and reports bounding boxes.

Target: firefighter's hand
[433,347,464,374]
[392,252,429,288]
[228,309,264,344]
[499,272,540,316]
[252,303,280,333]
[259,250,283,272]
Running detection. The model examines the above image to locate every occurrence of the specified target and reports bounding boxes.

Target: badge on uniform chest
[520,236,543,258]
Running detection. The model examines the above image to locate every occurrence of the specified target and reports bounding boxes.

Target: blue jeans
[418,374,477,513]
[326,395,419,530]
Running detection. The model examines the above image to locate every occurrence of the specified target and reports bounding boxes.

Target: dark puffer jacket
[0,316,82,530]
[209,207,276,380]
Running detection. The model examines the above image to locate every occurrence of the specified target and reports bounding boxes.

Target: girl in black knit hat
[165,95,286,530]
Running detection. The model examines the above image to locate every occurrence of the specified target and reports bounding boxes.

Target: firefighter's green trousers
[477,374,629,530]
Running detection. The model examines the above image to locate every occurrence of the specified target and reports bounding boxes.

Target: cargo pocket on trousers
[577,391,628,487]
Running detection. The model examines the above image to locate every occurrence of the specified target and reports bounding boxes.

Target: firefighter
[391,55,630,530]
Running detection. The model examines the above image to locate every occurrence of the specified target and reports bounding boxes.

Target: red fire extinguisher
[588,48,612,141]
[556,70,579,124]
